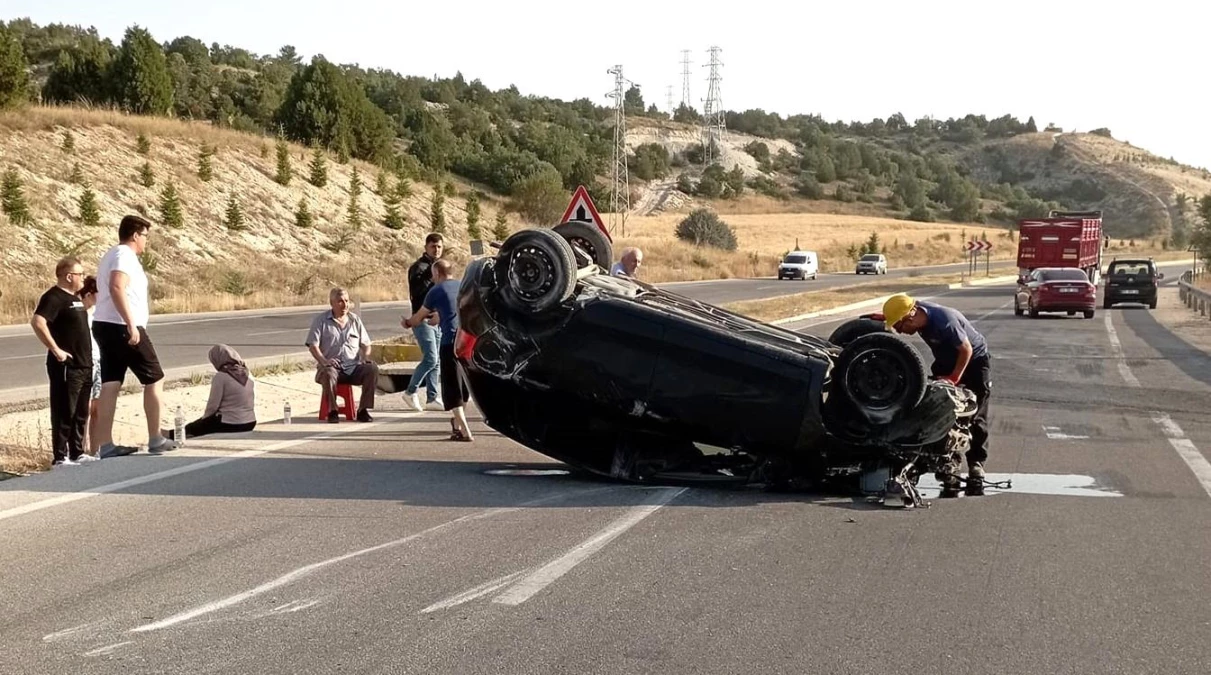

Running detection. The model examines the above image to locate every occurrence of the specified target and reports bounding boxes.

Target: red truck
[1016,210,1106,284]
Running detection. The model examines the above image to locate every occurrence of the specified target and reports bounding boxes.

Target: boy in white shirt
[92,215,172,458]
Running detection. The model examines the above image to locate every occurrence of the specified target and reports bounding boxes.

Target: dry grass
[0,442,41,476]
[721,274,964,323]
[616,212,1013,283]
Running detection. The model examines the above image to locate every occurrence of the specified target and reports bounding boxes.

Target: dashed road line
[1104,312,1211,497]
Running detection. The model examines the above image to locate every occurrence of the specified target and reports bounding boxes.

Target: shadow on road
[1120,306,1211,389]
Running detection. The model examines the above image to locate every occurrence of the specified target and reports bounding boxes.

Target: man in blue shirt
[882,293,991,497]
[403,259,474,442]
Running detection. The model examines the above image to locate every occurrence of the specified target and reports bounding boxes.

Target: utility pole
[606,65,631,237]
[701,46,725,165]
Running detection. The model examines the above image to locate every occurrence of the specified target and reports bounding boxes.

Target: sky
[8,0,1210,170]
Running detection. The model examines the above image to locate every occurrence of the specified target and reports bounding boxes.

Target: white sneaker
[53,458,79,468]
[425,398,444,411]
[403,392,423,412]
[74,454,100,463]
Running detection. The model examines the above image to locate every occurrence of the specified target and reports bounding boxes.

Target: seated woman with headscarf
[166,344,257,440]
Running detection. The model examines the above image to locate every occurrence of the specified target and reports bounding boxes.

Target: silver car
[855,254,887,275]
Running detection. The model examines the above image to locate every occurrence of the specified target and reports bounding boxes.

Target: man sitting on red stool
[305,287,378,423]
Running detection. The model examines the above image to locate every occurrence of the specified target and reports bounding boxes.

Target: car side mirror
[1157,272,1164,280]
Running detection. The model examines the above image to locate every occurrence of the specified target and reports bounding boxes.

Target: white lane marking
[917,473,1122,498]
[1104,311,1141,387]
[1105,313,1211,498]
[0,414,417,523]
[1152,413,1211,499]
[0,353,41,361]
[971,300,1013,323]
[492,487,687,606]
[1043,425,1090,440]
[43,622,104,642]
[129,486,625,633]
[83,641,133,657]
[245,329,298,337]
[421,571,527,614]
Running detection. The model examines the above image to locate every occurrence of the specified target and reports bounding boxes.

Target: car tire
[552,220,613,270]
[495,228,578,315]
[1103,299,1113,309]
[834,332,927,423]
[1084,310,1095,319]
[827,315,890,348]
[1148,298,1157,309]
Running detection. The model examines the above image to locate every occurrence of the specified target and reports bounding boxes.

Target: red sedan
[1014,267,1097,319]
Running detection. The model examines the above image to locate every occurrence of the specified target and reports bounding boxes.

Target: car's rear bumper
[1105,289,1157,303]
[1035,300,1097,312]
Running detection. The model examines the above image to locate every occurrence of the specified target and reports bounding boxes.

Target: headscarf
[209,344,250,386]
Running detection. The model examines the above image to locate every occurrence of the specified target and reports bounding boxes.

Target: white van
[778,250,819,280]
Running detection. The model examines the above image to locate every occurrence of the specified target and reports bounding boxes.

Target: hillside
[0,106,498,323]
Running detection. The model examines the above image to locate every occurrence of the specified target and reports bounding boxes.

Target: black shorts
[439,342,469,410]
[93,322,165,385]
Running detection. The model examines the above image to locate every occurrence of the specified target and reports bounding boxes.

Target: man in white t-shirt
[92,215,172,458]
[610,247,643,277]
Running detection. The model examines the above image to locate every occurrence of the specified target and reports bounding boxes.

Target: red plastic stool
[319,383,356,421]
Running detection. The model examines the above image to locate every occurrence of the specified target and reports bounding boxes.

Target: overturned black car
[453,223,982,507]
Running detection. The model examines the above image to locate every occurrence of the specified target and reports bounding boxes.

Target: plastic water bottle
[283,401,292,425]
[174,406,186,446]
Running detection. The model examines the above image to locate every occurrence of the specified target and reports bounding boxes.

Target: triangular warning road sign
[560,185,611,242]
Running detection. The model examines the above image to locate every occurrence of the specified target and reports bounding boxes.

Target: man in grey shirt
[305,287,378,422]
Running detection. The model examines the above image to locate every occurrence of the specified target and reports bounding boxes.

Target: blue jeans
[406,321,441,401]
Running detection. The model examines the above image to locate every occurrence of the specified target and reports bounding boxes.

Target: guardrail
[1178,270,1210,319]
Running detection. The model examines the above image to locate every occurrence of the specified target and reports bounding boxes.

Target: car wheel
[1148,298,1157,309]
[827,315,890,348]
[1067,311,1076,316]
[552,220,612,270]
[495,228,578,314]
[1084,310,1095,319]
[1103,299,1113,309]
[834,332,927,423]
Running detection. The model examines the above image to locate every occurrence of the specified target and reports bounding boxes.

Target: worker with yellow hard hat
[881,293,992,497]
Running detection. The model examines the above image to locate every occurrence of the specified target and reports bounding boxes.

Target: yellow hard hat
[882,293,915,328]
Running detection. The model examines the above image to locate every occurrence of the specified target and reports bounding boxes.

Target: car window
[860,254,881,261]
[1041,269,1088,282]
[784,255,806,264]
[1109,263,1152,276]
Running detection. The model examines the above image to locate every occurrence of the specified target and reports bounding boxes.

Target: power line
[606,65,631,238]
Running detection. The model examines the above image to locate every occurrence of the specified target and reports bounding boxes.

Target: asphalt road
[0,258,1017,395]
[3,279,1210,673]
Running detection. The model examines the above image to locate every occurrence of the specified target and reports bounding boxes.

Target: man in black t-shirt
[30,257,95,467]
[400,233,444,411]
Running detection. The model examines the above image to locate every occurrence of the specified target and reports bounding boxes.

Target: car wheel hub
[845,348,908,410]
[508,245,557,300]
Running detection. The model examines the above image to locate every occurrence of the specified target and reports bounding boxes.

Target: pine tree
[336,141,350,165]
[295,199,313,228]
[224,195,245,231]
[383,189,405,230]
[110,26,173,115]
[62,129,75,153]
[275,137,292,185]
[259,141,268,159]
[492,211,509,240]
[78,185,100,227]
[159,180,183,228]
[1,168,33,225]
[136,132,151,155]
[138,161,155,187]
[430,189,446,234]
[375,170,390,196]
[0,26,31,110]
[308,147,327,187]
[394,171,413,200]
[197,144,214,182]
[68,162,84,185]
[346,167,363,228]
[466,192,482,239]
